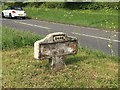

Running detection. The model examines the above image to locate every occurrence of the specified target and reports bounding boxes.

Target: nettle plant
[103,8,118,56]
[107,23,117,56]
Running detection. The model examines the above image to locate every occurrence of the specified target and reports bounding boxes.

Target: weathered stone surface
[34,32,78,70]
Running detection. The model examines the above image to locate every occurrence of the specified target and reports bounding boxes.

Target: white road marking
[37,20,119,34]
[14,21,51,30]
[13,20,119,43]
[72,32,120,43]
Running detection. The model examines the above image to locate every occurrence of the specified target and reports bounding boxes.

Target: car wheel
[2,12,5,18]
[22,17,26,19]
[9,13,12,19]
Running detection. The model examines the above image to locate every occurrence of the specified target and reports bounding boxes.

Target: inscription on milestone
[53,34,66,42]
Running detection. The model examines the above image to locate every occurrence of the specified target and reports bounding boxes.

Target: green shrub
[2,27,43,50]
[41,2,65,8]
[90,2,119,10]
[4,2,119,10]
[27,2,43,8]
[64,2,118,10]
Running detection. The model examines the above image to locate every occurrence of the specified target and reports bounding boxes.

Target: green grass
[2,26,119,88]
[2,26,43,50]
[24,7,118,31]
[2,47,118,88]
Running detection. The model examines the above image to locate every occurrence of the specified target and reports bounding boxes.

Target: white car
[2,6,26,19]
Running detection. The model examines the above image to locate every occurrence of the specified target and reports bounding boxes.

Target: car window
[5,6,23,10]
[11,7,23,10]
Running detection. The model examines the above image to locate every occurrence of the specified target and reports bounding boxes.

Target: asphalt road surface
[2,18,120,56]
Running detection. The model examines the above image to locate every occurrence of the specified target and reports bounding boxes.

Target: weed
[2,26,44,50]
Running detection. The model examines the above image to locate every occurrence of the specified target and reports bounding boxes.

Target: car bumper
[12,13,26,17]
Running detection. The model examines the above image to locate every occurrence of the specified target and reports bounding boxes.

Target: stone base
[49,56,66,71]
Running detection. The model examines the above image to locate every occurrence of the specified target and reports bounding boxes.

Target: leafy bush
[64,2,90,10]
[4,2,119,10]
[2,27,43,50]
[64,2,118,10]
[90,2,119,10]
[26,2,43,8]
[41,2,65,8]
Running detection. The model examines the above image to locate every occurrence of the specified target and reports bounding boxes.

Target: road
[2,18,120,56]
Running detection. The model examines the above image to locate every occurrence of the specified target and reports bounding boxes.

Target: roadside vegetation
[2,26,119,88]
[3,2,118,31]
[24,8,118,31]
[2,26,43,50]
[2,46,118,88]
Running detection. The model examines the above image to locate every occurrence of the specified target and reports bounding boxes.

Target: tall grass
[2,26,43,50]
[24,7,118,31]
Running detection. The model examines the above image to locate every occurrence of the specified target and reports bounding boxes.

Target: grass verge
[24,7,118,31]
[2,26,119,88]
[2,46,118,88]
[2,26,43,50]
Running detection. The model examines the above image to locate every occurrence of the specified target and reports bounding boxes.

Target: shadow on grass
[65,55,89,65]
[26,16,32,19]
